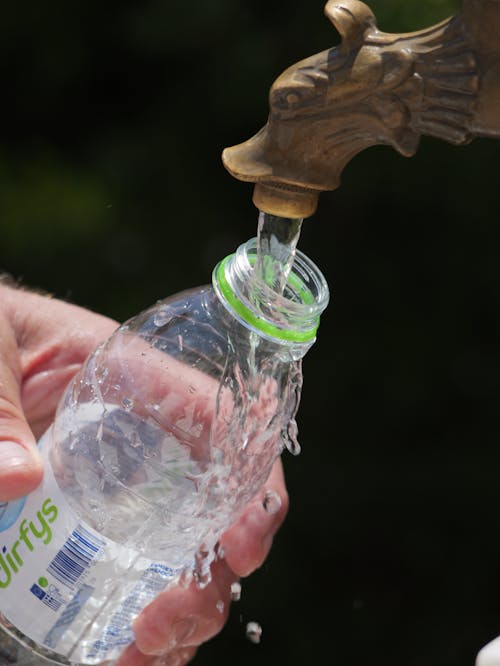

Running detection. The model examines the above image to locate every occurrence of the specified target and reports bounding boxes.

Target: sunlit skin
[0,283,288,665]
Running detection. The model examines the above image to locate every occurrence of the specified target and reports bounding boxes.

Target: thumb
[0,312,43,501]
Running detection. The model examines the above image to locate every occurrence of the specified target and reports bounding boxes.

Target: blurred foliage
[2,1,500,666]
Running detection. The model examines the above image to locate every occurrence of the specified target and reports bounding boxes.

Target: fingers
[219,458,289,577]
[9,289,118,439]
[131,558,238,658]
[125,459,287,661]
[0,310,42,500]
[0,285,117,500]
[124,460,287,662]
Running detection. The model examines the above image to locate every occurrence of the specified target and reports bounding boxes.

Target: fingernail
[0,441,36,470]
[172,617,197,646]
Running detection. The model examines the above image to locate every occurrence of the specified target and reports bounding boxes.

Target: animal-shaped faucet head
[223,0,498,218]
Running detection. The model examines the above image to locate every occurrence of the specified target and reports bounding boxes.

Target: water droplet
[230,582,241,602]
[287,439,301,456]
[121,397,134,411]
[246,621,262,644]
[96,366,108,384]
[194,548,213,589]
[194,571,211,589]
[177,334,184,352]
[263,490,282,515]
[283,421,301,456]
[216,601,225,614]
[153,309,171,328]
[178,568,194,589]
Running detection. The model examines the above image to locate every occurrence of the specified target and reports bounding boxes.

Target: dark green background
[2,1,500,664]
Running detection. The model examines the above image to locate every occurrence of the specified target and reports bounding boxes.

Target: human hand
[0,282,289,665]
[0,282,117,499]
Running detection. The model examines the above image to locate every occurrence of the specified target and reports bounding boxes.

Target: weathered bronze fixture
[223,0,500,218]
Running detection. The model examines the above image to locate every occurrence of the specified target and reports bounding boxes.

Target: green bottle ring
[214,255,320,343]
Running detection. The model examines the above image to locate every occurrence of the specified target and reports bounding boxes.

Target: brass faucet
[222,0,500,219]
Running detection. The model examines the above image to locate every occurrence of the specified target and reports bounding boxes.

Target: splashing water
[153,309,171,328]
[231,582,242,602]
[3,215,324,666]
[193,547,212,589]
[246,621,263,644]
[283,418,301,456]
[255,211,305,459]
[263,489,282,515]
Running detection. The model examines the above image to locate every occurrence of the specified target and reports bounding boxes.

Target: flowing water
[239,212,303,645]
[255,212,303,294]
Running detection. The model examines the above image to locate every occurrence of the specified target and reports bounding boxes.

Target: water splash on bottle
[153,309,171,328]
[96,366,108,384]
[263,490,282,514]
[283,420,301,456]
[282,360,303,455]
[193,547,213,589]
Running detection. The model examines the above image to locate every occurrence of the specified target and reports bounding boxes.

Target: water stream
[255,212,303,295]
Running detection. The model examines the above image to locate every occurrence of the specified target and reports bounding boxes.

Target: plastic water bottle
[0,237,329,664]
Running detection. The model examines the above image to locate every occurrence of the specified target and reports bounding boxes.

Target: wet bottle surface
[0,237,328,665]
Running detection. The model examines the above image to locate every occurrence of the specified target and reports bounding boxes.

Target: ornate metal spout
[222,0,500,218]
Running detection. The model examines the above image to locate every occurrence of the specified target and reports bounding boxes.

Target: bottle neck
[213,238,329,358]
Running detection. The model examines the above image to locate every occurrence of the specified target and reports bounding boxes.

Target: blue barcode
[43,594,63,612]
[47,524,105,589]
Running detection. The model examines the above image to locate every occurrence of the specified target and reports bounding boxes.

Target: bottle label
[0,429,176,664]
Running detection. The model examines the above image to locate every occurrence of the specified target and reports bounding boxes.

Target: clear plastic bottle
[0,237,329,665]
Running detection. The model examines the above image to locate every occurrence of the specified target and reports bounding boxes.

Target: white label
[0,429,176,664]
